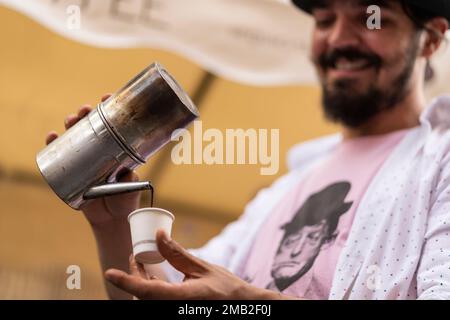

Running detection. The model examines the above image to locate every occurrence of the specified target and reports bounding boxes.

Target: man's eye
[307,232,320,241]
[316,17,334,28]
[284,234,301,245]
[380,18,392,26]
[285,237,295,246]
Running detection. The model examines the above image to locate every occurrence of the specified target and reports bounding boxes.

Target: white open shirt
[163,95,450,300]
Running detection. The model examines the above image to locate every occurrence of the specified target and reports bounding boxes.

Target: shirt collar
[288,95,450,170]
[420,94,450,131]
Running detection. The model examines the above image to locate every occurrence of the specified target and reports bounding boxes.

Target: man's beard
[319,34,420,128]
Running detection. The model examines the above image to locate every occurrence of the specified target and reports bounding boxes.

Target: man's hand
[45,94,148,299]
[45,94,141,227]
[105,230,295,300]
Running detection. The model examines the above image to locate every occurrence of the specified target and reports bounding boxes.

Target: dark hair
[401,2,436,28]
[401,0,444,34]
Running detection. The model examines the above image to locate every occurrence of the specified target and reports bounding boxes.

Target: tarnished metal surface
[101,63,199,160]
[36,62,198,210]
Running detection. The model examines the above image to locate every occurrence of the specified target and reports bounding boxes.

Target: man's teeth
[334,59,371,71]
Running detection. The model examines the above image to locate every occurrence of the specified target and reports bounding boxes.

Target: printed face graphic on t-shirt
[268,182,353,292]
[271,220,329,281]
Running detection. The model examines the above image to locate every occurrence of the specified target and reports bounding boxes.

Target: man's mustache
[318,47,382,69]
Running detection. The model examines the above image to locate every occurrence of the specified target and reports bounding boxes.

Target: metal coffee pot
[36,62,199,209]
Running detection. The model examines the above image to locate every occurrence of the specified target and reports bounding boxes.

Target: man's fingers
[46,105,91,146]
[136,262,148,279]
[45,131,58,145]
[156,230,209,277]
[101,93,112,102]
[129,255,148,279]
[78,105,92,119]
[46,100,102,146]
[116,169,139,182]
[103,169,141,215]
[105,269,151,298]
[64,114,80,129]
[105,269,186,300]
[112,170,141,202]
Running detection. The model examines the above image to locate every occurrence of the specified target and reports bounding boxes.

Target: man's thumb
[156,229,208,277]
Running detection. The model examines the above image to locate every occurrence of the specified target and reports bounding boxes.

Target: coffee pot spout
[83,181,154,205]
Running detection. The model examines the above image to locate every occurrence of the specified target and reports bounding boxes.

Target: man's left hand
[104,230,292,300]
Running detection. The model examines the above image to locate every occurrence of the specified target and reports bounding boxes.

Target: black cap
[292,0,450,27]
[281,182,352,236]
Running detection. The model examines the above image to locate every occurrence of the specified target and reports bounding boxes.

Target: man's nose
[327,16,361,49]
[291,233,308,257]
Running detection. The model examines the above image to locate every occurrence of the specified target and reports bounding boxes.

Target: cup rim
[127,207,175,223]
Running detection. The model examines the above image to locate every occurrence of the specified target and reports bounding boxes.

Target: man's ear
[421,17,449,58]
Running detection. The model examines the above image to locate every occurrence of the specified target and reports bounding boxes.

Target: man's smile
[324,55,379,80]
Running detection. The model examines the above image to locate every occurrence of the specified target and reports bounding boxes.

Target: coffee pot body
[36,62,198,209]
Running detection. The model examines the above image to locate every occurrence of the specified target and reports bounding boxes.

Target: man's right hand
[46,94,147,299]
[44,94,167,299]
[45,94,141,227]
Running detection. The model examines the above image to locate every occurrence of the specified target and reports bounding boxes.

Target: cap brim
[292,0,450,28]
[292,0,313,14]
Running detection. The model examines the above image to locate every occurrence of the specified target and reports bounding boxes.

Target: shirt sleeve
[416,151,450,300]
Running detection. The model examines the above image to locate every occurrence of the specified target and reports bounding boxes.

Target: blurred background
[0,4,338,299]
[2,0,449,301]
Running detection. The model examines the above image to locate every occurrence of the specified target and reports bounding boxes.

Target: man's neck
[342,92,424,140]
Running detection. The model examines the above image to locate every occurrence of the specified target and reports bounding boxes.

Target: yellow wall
[0,6,337,298]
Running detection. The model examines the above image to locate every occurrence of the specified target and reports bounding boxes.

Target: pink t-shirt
[239,129,411,299]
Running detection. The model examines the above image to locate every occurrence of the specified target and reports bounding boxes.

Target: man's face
[271,221,328,280]
[310,0,422,127]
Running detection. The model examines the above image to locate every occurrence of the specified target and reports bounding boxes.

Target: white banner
[0,0,317,86]
[0,0,449,94]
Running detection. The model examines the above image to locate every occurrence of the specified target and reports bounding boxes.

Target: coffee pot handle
[83,181,153,205]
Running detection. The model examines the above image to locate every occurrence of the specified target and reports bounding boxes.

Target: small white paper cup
[128,207,175,264]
